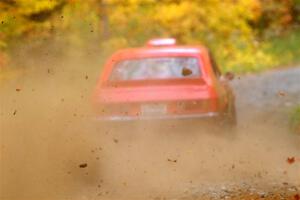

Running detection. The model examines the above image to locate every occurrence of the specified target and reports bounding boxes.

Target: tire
[227,104,237,127]
[219,104,237,132]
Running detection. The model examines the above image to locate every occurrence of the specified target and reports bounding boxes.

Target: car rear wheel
[219,104,237,132]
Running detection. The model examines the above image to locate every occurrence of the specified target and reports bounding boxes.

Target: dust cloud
[0,52,299,200]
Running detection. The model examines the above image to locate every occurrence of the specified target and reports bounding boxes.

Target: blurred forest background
[0,0,300,77]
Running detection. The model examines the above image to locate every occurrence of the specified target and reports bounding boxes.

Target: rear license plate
[141,104,167,116]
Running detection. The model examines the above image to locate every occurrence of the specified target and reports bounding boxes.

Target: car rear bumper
[95,112,220,122]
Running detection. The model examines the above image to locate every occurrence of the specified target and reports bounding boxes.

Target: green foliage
[221,29,300,73]
[265,29,300,64]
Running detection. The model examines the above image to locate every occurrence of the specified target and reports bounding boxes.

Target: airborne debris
[167,158,177,163]
[79,163,88,168]
[277,91,286,97]
[113,138,119,143]
[287,157,295,164]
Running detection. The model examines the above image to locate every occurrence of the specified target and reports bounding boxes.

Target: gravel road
[173,67,300,200]
[233,67,300,123]
[1,67,300,200]
[89,67,300,200]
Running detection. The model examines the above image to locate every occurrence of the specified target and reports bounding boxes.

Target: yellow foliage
[1,0,299,73]
[17,0,60,15]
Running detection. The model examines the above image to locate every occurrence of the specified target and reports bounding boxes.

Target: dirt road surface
[233,67,300,123]
[0,67,300,200]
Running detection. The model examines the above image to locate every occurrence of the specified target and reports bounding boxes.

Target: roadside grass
[221,29,300,74]
[264,29,300,67]
[290,106,300,134]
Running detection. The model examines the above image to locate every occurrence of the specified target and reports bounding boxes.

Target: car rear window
[109,57,201,81]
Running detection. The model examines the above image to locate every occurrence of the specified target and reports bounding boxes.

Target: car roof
[110,45,207,60]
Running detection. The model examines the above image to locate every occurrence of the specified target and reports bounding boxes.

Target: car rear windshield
[109,57,201,81]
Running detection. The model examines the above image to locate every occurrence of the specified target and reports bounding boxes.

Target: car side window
[208,51,222,78]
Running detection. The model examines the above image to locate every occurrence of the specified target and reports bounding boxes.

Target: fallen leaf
[287,157,295,164]
[294,194,300,200]
[79,163,88,168]
[13,110,17,115]
[113,138,118,143]
[16,88,21,92]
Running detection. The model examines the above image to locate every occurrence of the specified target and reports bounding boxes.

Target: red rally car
[93,38,236,127]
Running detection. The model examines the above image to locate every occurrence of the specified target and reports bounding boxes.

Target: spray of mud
[0,51,299,200]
